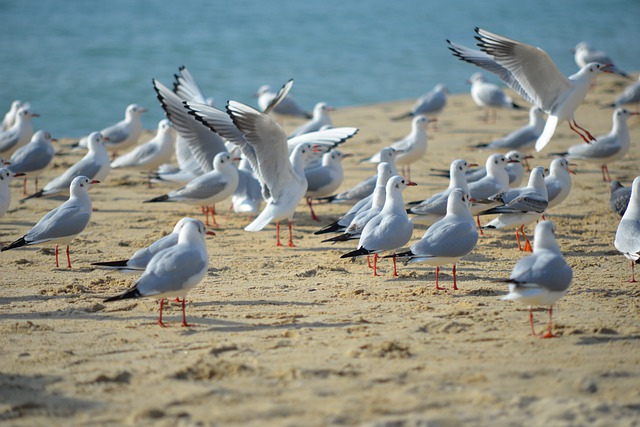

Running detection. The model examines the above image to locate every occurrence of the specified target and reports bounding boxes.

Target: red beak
[13,172,26,177]
[90,180,100,184]
[206,230,216,236]
[407,181,417,186]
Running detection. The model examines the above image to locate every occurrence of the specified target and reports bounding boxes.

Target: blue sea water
[1,0,638,137]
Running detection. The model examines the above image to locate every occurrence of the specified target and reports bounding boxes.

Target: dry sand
[1,76,640,427]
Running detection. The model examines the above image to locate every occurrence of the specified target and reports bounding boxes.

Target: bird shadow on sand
[575,335,640,346]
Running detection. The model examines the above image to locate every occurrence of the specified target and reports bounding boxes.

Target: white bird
[75,104,147,153]
[314,162,393,236]
[448,28,613,151]
[2,100,29,131]
[110,119,175,186]
[393,189,478,290]
[545,158,575,210]
[22,132,110,201]
[340,176,416,277]
[289,102,335,137]
[609,75,640,109]
[361,115,432,180]
[614,176,640,283]
[430,151,527,187]
[1,176,98,268]
[103,218,210,327]
[475,106,546,152]
[0,107,38,158]
[231,156,264,215]
[304,149,352,221]
[91,217,214,273]
[481,166,549,251]
[409,159,475,225]
[610,180,631,217]
[559,108,637,182]
[501,220,573,338]
[7,130,56,194]
[185,81,325,246]
[0,168,24,218]
[322,146,401,204]
[393,83,448,121]
[467,153,512,232]
[255,84,311,118]
[143,152,239,228]
[468,72,523,123]
[574,42,631,79]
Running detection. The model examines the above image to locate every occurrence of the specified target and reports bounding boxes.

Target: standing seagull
[475,106,546,152]
[610,180,631,217]
[75,104,147,153]
[609,76,640,110]
[467,153,512,232]
[468,72,522,123]
[0,168,24,218]
[0,107,39,158]
[393,84,448,121]
[614,176,640,282]
[500,220,572,338]
[289,102,334,137]
[7,130,56,194]
[304,149,352,221]
[573,42,631,79]
[103,218,210,327]
[559,108,637,182]
[393,189,478,290]
[448,28,613,151]
[255,84,311,118]
[361,115,433,180]
[144,152,239,228]
[22,132,110,201]
[1,176,98,268]
[2,100,29,131]
[545,158,575,211]
[340,176,416,277]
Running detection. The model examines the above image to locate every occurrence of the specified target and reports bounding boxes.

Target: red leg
[571,120,596,142]
[542,305,557,338]
[158,299,167,328]
[287,220,295,247]
[276,221,283,247]
[630,261,637,283]
[568,120,591,143]
[601,165,611,182]
[367,255,372,268]
[435,266,444,290]
[66,245,72,268]
[181,298,191,327]
[307,197,320,222]
[515,228,523,251]
[55,244,59,268]
[392,256,398,277]
[529,306,536,336]
[521,226,532,252]
[476,216,484,236]
[202,205,210,227]
[452,264,458,290]
[209,206,219,228]
[372,253,379,277]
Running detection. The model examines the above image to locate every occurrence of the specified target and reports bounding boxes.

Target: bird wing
[287,127,358,151]
[136,247,207,296]
[173,66,207,103]
[170,172,229,200]
[26,201,91,243]
[509,251,572,292]
[9,143,54,173]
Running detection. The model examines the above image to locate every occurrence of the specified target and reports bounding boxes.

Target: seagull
[557,108,637,182]
[91,217,214,273]
[340,176,416,277]
[231,156,264,215]
[610,180,631,217]
[573,42,631,79]
[103,218,210,327]
[545,158,575,211]
[255,84,311,118]
[22,132,110,201]
[0,107,38,158]
[392,83,447,121]
[110,119,175,187]
[2,100,29,131]
[480,167,549,251]
[467,153,512,232]
[361,115,433,180]
[468,72,523,123]
[320,147,400,204]
[304,149,352,221]
[430,150,528,187]
[391,189,478,290]
[75,104,147,153]
[409,159,475,226]
[1,176,98,268]
[614,176,640,282]
[475,106,546,152]
[448,28,613,151]
[609,76,640,110]
[0,168,24,218]
[144,152,239,228]
[315,162,393,236]
[7,130,56,194]
[500,220,573,338]
[184,80,325,246]
[289,102,334,137]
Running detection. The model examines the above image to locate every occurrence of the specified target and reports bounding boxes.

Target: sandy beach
[1,76,640,426]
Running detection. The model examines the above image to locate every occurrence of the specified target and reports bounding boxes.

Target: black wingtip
[391,112,413,121]
[340,247,372,259]
[20,189,44,203]
[475,143,489,149]
[2,236,27,252]
[321,233,353,244]
[91,259,130,268]
[314,221,343,235]
[104,287,142,303]
[143,194,169,203]
[548,152,569,157]
[512,102,523,110]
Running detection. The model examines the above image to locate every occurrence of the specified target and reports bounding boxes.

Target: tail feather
[392,112,413,121]
[244,207,273,232]
[340,246,373,259]
[20,189,44,203]
[474,142,489,149]
[512,102,523,110]
[315,194,337,204]
[321,233,356,244]
[535,115,559,152]
[1,236,27,252]
[382,250,413,259]
[314,221,345,235]
[104,287,142,302]
[91,259,130,268]
[143,194,170,203]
